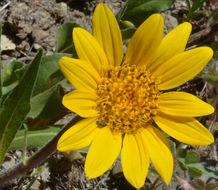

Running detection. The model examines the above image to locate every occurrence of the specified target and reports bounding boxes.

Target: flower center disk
[96,64,160,134]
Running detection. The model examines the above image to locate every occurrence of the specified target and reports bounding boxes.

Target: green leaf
[9,126,60,150]
[188,166,203,177]
[185,152,200,164]
[121,27,136,41]
[3,61,24,86]
[0,49,42,164]
[28,87,56,118]
[32,53,66,96]
[56,23,79,54]
[178,159,188,170]
[1,63,27,102]
[177,148,187,158]
[0,24,2,98]
[121,0,175,26]
[37,85,65,119]
[29,53,68,119]
[2,81,19,97]
[188,163,218,179]
[190,0,206,13]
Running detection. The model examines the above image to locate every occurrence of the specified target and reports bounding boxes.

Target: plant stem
[174,174,196,190]
[0,115,81,185]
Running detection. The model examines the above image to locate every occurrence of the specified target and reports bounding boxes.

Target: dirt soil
[0,0,217,189]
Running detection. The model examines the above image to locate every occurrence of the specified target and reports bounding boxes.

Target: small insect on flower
[57,3,214,188]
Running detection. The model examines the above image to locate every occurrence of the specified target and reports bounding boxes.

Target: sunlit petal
[73,27,109,73]
[139,126,173,185]
[63,90,98,118]
[154,113,214,145]
[57,117,98,151]
[85,127,122,178]
[93,3,123,66]
[158,92,214,117]
[121,134,149,188]
[59,57,100,91]
[125,14,164,67]
[148,22,192,72]
[152,47,213,90]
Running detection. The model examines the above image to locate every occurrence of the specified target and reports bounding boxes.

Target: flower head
[57,3,214,188]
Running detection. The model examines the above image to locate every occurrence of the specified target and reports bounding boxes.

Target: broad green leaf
[188,166,202,177]
[3,61,24,86]
[0,49,42,164]
[2,81,18,96]
[188,163,218,179]
[185,152,200,164]
[29,53,68,119]
[29,85,65,119]
[37,85,65,119]
[9,126,60,150]
[121,0,175,26]
[28,87,56,118]
[56,23,79,54]
[1,63,27,103]
[32,53,66,96]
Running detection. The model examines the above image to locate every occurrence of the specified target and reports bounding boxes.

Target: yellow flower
[57,3,214,188]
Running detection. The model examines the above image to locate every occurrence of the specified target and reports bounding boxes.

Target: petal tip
[208,104,215,115]
[73,27,84,38]
[151,13,164,22]
[181,22,192,35]
[85,164,102,179]
[206,133,215,145]
[162,168,173,185]
[182,22,192,30]
[201,47,214,60]
[94,2,105,13]
[161,161,173,185]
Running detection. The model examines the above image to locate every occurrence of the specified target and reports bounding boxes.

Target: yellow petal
[73,27,109,73]
[85,127,122,178]
[154,112,214,145]
[153,47,213,90]
[125,14,164,67]
[121,134,149,188]
[63,90,98,118]
[139,126,173,185]
[159,92,214,117]
[148,22,192,72]
[57,117,98,151]
[59,57,100,91]
[93,3,123,66]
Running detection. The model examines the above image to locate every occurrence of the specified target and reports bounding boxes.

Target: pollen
[96,64,160,134]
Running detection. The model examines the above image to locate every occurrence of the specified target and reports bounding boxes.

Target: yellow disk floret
[96,64,160,134]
